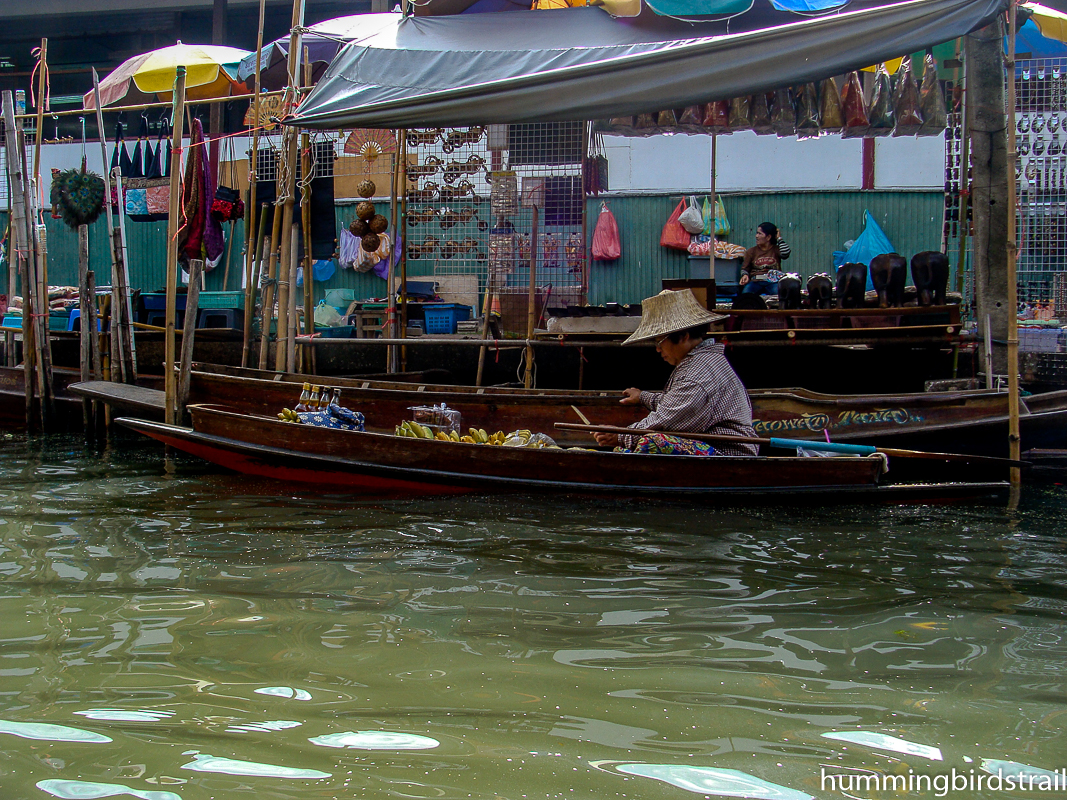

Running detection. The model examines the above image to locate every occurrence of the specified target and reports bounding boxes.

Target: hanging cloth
[202,121,225,267]
[177,119,207,268]
[128,116,148,179]
[159,117,173,177]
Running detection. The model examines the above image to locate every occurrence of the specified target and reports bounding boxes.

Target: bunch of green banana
[277,408,301,423]
[395,420,435,439]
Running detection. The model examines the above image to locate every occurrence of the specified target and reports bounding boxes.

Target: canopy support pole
[164,66,187,426]
[1005,2,1021,490]
[241,0,267,368]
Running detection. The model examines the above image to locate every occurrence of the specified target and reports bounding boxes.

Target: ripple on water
[179,752,330,779]
[37,778,182,800]
[309,730,440,750]
[822,731,943,761]
[0,720,111,743]
[615,763,813,800]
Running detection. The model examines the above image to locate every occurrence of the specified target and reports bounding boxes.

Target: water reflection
[0,434,1063,797]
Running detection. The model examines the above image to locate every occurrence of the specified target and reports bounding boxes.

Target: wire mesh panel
[403,122,587,333]
[943,82,973,315]
[1016,58,1067,320]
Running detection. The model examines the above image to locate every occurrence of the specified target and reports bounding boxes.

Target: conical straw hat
[623,289,726,345]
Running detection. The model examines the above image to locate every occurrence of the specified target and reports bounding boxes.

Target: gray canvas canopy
[293,0,1007,129]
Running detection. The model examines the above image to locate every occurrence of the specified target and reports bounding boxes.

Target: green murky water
[0,433,1064,799]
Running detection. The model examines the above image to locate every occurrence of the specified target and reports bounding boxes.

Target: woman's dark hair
[758,221,781,261]
[666,323,710,344]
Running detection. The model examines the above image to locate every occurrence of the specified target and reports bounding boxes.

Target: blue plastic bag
[842,211,896,291]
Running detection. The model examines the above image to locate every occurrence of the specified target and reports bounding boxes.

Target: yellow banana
[461,435,475,443]
[449,430,461,442]
[435,430,450,441]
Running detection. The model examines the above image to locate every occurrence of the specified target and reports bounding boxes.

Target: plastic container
[408,403,461,434]
[3,313,69,331]
[197,291,245,310]
[324,288,356,310]
[142,293,187,311]
[423,303,472,334]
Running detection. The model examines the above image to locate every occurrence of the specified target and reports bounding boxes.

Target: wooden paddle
[554,422,1031,468]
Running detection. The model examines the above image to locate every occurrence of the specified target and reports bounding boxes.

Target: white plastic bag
[678,196,705,235]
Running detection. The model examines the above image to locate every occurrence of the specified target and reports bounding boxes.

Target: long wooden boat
[117,405,1008,505]
[184,362,1067,455]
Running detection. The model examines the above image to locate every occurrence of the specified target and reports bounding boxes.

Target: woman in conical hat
[594,290,758,456]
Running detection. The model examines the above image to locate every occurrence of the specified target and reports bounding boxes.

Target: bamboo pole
[258,203,282,369]
[164,66,187,426]
[30,207,53,430]
[78,224,92,429]
[286,220,299,372]
[32,40,48,323]
[387,128,402,372]
[112,169,137,381]
[274,136,296,371]
[273,0,306,373]
[301,52,314,347]
[177,258,203,422]
[240,0,268,368]
[1006,4,1021,489]
[2,92,36,427]
[399,134,409,372]
[91,69,131,385]
[301,131,313,337]
[524,203,539,389]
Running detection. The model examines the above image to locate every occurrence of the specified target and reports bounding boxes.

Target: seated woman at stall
[593,289,759,457]
[739,222,791,296]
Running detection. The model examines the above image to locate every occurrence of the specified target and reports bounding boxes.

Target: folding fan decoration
[344,128,397,171]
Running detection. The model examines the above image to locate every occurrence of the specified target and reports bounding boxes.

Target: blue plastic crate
[422,303,471,335]
[142,293,187,311]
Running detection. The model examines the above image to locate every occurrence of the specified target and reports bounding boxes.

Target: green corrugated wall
[588,190,947,305]
[1,190,945,306]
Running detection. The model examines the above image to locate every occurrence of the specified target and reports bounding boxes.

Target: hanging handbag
[211,137,245,222]
[660,199,691,251]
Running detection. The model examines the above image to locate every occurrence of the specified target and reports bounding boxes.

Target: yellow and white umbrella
[1024,2,1067,43]
[83,42,251,109]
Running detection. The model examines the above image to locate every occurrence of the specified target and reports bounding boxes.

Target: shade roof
[292,0,1007,130]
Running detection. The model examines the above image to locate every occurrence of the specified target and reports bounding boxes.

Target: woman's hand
[620,387,642,405]
[739,273,750,286]
[594,431,620,447]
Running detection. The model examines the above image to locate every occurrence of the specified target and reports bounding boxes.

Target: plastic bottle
[309,385,321,409]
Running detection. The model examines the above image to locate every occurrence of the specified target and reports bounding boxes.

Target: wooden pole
[524,204,539,389]
[31,205,53,431]
[387,128,402,372]
[286,220,299,372]
[32,40,48,309]
[112,170,137,382]
[273,0,306,373]
[177,258,203,421]
[1006,3,1021,488]
[240,0,268,368]
[2,92,36,426]
[274,135,296,372]
[92,69,123,378]
[258,203,283,369]
[164,66,187,426]
[301,130,313,338]
[709,134,717,283]
[78,224,92,429]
